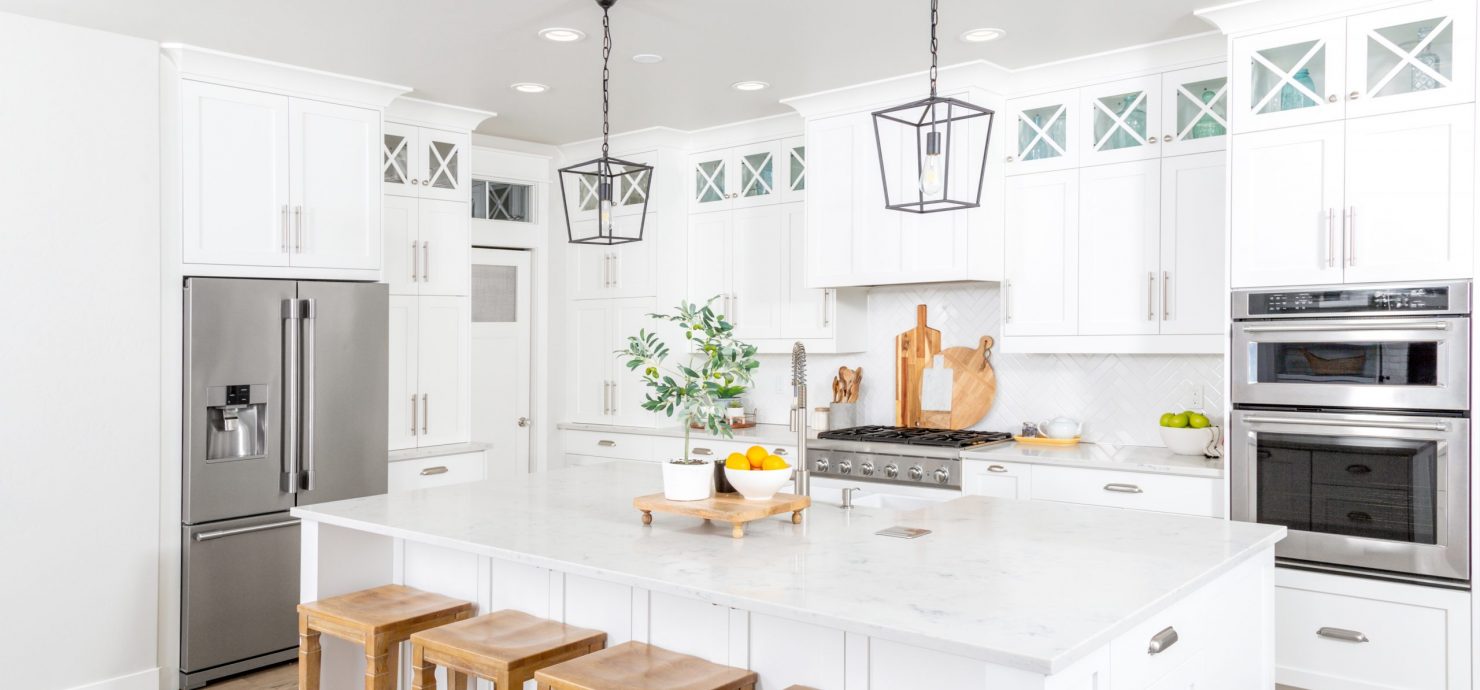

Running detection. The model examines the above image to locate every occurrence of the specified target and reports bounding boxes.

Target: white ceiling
[0,0,1225,144]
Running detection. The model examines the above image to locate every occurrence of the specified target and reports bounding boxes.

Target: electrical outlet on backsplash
[745,283,1225,447]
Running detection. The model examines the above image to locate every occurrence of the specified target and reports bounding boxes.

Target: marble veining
[293,463,1281,675]
[961,442,1224,478]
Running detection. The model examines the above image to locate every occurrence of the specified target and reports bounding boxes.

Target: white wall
[745,283,1224,447]
[0,12,162,690]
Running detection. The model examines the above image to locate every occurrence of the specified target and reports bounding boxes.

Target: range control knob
[934,467,951,484]
[837,459,852,475]
[814,458,829,473]
[884,463,900,479]
[908,465,925,481]
[860,461,875,476]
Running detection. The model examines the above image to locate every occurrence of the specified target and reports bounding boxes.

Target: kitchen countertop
[961,442,1224,478]
[293,462,1281,674]
[387,441,491,464]
[557,421,807,447]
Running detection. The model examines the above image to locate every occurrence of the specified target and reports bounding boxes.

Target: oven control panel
[1237,282,1468,318]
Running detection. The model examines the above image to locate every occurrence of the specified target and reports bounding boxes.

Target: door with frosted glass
[1232,21,1347,132]
[470,248,532,475]
[1345,1,1475,118]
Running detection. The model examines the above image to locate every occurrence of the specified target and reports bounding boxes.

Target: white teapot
[1038,417,1082,439]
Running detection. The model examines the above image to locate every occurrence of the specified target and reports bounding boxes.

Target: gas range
[807,426,1013,489]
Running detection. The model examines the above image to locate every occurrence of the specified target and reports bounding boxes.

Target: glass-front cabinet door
[1083,75,1161,164]
[731,140,782,209]
[419,128,469,202]
[690,150,731,211]
[382,122,418,198]
[1161,63,1229,155]
[1232,20,1347,132]
[1004,89,1079,175]
[1346,1,1475,118]
[781,136,806,203]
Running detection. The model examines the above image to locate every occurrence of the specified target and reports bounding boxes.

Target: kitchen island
[293,462,1283,689]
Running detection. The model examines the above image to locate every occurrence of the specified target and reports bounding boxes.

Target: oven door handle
[1239,321,1450,333]
[1241,415,1450,432]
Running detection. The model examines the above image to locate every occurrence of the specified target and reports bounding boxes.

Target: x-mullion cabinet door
[1078,160,1162,336]
[1082,75,1163,165]
[418,127,469,202]
[1232,20,1347,132]
[1161,63,1230,155]
[731,140,783,209]
[1005,89,1080,175]
[780,136,807,203]
[382,122,420,198]
[690,149,733,212]
[1345,0,1476,118]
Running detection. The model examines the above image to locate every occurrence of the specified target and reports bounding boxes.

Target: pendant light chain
[601,4,612,158]
[928,0,939,98]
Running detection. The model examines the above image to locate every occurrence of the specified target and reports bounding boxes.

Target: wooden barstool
[534,641,757,690]
[297,584,474,690]
[408,609,607,690]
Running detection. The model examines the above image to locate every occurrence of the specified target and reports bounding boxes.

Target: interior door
[730,205,785,339]
[289,98,381,270]
[1230,122,1346,288]
[1160,152,1226,335]
[1345,0,1475,118]
[1079,160,1161,335]
[383,195,418,296]
[181,81,290,266]
[387,296,419,451]
[418,198,472,296]
[1342,104,1474,283]
[416,296,471,447]
[470,248,532,476]
[1004,170,1079,336]
[568,301,612,424]
[419,127,470,203]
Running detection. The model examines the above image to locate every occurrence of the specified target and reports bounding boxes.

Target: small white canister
[810,407,831,432]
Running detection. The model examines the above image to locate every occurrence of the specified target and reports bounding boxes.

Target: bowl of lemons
[724,445,793,500]
[1157,410,1218,456]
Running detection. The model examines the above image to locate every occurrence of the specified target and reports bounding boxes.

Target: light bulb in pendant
[919,131,945,195]
[598,180,614,229]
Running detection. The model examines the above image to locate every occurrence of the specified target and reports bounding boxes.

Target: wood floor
[211,662,296,690]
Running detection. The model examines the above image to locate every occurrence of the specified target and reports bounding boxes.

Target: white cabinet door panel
[687,212,732,313]
[1343,104,1474,283]
[781,204,831,340]
[1230,122,1345,288]
[568,301,612,425]
[1004,170,1079,336]
[1006,89,1081,175]
[418,127,469,202]
[567,238,612,300]
[416,296,470,446]
[387,296,419,451]
[289,98,380,270]
[610,214,656,298]
[1160,152,1226,336]
[611,300,657,428]
[1082,75,1163,165]
[804,115,858,288]
[961,460,1032,500]
[383,195,417,296]
[731,206,785,339]
[418,199,471,296]
[181,81,290,266]
[1079,160,1161,336]
[1161,63,1229,156]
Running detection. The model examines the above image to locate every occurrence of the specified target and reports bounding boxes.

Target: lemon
[725,453,750,471]
[745,445,769,464]
[761,456,789,471]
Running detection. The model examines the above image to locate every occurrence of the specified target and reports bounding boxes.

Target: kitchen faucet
[791,341,809,497]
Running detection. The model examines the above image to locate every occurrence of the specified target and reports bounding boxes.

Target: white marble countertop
[961,442,1224,478]
[387,441,491,464]
[293,463,1280,675]
[557,421,807,447]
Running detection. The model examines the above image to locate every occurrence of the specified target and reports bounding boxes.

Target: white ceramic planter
[661,461,714,501]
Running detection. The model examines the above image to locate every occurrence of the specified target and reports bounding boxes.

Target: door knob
[517,417,530,427]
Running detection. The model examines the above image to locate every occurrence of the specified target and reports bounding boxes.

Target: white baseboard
[66,667,161,690]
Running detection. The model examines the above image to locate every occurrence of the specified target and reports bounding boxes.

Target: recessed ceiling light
[511,82,549,94]
[959,27,1006,43]
[632,53,664,64]
[730,80,770,92]
[538,27,586,42]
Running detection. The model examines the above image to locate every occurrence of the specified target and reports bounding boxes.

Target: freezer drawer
[181,513,300,674]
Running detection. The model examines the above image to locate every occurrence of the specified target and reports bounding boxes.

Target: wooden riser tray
[634,492,810,538]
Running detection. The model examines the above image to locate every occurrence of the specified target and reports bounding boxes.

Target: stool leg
[410,643,435,690]
[446,669,470,690]
[365,634,395,690]
[298,617,322,690]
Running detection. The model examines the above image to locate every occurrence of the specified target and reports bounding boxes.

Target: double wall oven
[1231,281,1471,586]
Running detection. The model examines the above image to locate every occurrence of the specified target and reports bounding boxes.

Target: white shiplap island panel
[293,462,1283,689]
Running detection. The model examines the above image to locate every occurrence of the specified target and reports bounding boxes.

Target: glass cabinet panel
[383,133,409,185]
[1366,17,1454,98]
[788,144,806,193]
[1250,39,1331,115]
[472,180,533,222]
[739,150,775,198]
[1174,77,1228,142]
[1091,91,1149,151]
[694,158,726,204]
[427,140,459,190]
[1017,104,1069,162]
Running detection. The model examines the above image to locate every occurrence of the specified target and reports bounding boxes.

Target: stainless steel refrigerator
[180,278,387,689]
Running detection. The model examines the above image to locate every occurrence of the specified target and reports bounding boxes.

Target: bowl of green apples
[1157,410,1218,456]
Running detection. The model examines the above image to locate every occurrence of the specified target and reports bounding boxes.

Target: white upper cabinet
[383,124,470,201]
[567,298,658,427]
[385,196,470,297]
[1231,122,1346,288]
[1345,1,1475,118]
[181,81,291,267]
[1078,160,1162,335]
[566,215,657,300]
[1161,63,1230,155]
[289,98,381,270]
[1083,75,1162,165]
[1004,170,1079,337]
[780,136,807,204]
[1006,89,1081,174]
[689,141,785,212]
[384,195,417,295]
[1160,152,1226,336]
[382,121,418,197]
[1233,21,1347,132]
[387,295,471,449]
[1343,104,1474,283]
[728,206,787,338]
[803,115,857,288]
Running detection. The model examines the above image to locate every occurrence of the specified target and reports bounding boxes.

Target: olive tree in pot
[620,297,759,501]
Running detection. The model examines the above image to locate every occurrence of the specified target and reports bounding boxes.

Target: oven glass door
[1232,317,1468,410]
[1233,411,1468,581]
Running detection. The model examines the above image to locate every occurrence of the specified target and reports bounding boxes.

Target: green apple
[1168,413,1190,428]
[1188,413,1211,429]
[1159,412,1175,427]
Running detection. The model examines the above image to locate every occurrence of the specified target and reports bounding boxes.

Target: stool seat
[534,641,757,690]
[410,610,607,688]
[300,583,472,631]
[297,584,474,690]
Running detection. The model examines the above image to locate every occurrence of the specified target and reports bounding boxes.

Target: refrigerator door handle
[194,519,301,542]
[300,298,317,492]
[280,299,301,494]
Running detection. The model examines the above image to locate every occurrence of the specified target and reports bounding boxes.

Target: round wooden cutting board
[917,335,998,430]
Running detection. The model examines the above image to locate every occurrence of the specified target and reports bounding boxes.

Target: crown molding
[1196,0,1412,36]
[161,43,409,108]
[387,96,496,132]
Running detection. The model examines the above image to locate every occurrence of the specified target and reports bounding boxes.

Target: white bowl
[724,466,793,500]
[1159,426,1216,456]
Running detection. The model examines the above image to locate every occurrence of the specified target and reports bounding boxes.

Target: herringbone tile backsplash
[748,283,1225,447]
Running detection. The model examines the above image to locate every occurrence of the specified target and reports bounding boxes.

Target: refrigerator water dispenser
[205,384,268,462]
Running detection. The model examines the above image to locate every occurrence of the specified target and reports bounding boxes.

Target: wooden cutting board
[918,336,998,430]
[894,305,941,427]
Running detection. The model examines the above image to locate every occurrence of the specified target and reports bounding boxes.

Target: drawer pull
[692,447,714,456]
[420,466,449,476]
[987,464,1008,473]
[1346,510,1373,523]
[1345,464,1372,474]
[773,448,788,456]
[597,439,617,447]
[1316,627,1369,643]
[1104,483,1144,494]
[1147,626,1179,655]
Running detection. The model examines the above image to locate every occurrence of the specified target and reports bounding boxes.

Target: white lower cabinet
[962,460,1221,518]
[1275,568,1471,689]
[560,429,795,468]
[387,450,486,492]
[962,460,1033,499]
[388,295,470,450]
[568,299,658,427]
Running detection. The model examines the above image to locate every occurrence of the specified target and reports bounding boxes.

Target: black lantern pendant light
[872,0,995,214]
[561,0,652,245]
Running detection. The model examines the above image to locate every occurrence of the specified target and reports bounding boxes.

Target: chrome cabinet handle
[1147,626,1179,655]
[1327,94,1338,103]
[411,241,420,282]
[1346,206,1356,266]
[422,241,431,282]
[600,382,609,415]
[597,439,617,448]
[1241,414,1449,432]
[1316,627,1369,643]
[987,464,1008,473]
[517,416,530,428]
[1104,483,1144,494]
[1162,135,1173,143]
[1326,208,1336,268]
[610,252,618,287]
[195,519,299,542]
[301,299,317,491]
[421,393,428,435]
[773,448,788,456]
[732,294,739,322]
[1004,279,1013,323]
[293,206,304,252]
[423,178,430,185]
[1349,91,1361,100]
[1161,271,1170,320]
[1147,136,1158,146]
[1147,272,1156,321]
[412,179,421,186]
[692,447,714,456]
[410,395,418,435]
[281,205,291,252]
[419,466,449,476]
[1006,155,1015,162]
